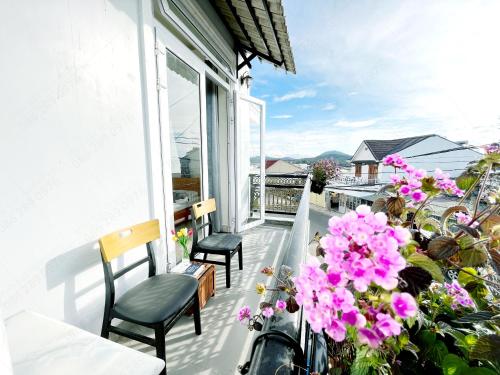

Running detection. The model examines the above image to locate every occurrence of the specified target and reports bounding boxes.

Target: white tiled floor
[109,224,290,375]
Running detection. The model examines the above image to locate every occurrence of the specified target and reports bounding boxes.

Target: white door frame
[236,94,266,232]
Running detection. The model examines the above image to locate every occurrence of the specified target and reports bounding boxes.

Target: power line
[404,145,483,159]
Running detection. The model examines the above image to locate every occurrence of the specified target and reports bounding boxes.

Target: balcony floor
[109,224,290,374]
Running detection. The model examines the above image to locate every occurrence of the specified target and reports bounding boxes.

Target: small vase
[311,180,326,194]
[181,245,191,264]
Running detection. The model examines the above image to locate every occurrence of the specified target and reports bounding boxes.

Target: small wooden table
[172,262,216,311]
[194,263,216,310]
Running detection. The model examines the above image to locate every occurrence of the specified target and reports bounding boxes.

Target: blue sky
[249,0,500,158]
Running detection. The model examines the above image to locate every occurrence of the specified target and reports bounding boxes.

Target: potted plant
[311,159,339,194]
[237,144,499,374]
[171,227,193,263]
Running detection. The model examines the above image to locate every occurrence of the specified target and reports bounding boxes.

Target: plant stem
[457,171,484,207]
[411,196,431,228]
[473,164,492,217]
[446,259,500,288]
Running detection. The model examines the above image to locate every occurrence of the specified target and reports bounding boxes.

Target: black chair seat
[113,274,198,325]
[197,233,242,253]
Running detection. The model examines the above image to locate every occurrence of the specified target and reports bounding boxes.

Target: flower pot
[311,180,326,194]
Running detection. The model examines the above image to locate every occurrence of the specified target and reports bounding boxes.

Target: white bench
[4,311,164,375]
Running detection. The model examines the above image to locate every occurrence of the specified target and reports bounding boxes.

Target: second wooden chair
[190,199,243,288]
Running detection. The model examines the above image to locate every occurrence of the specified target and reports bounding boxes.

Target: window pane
[166,51,201,235]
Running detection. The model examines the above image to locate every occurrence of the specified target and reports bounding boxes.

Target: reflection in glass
[238,99,263,227]
[166,51,201,261]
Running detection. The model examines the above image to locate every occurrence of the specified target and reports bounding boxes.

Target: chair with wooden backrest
[191,199,243,288]
[99,219,201,375]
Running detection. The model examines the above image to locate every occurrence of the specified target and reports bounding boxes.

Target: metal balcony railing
[250,173,308,215]
[330,175,379,186]
[240,178,327,375]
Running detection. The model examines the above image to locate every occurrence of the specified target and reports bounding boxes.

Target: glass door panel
[237,96,265,231]
[206,78,230,232]
[166,50,202,259]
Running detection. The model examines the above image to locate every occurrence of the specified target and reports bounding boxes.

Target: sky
[249,0,500,158]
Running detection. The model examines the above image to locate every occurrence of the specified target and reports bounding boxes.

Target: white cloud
[274,89,316,102]
[334,119,377,128]
[283,0,500,147]
[322,103,336,111]
[260,94,270,99]
[271,114,293,119]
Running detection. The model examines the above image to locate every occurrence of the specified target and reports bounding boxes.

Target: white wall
[0,0,165,334]
[378,136,482,183]
[351,142,376,162]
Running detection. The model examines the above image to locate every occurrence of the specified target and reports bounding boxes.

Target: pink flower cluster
[445,281,474,309]
[434,168,464,196]
[383,153,464,200]
[237,299,288,322]
[294,205,417,348]
[484,143,499,154]
[455,212,479,228]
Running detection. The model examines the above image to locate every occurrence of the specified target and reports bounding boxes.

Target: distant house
[328,134,482,213]
[265,159,305,174]
[349,134,481,184]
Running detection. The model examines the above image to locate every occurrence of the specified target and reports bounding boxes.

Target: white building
[329,134,482,212]
[0,0,295,348]
[265,159,305,174]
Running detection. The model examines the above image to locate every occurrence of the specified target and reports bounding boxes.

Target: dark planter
[311,180,326,194]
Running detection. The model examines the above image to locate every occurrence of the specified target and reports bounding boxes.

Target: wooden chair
[99,219,201,375]
[190,199,243,288]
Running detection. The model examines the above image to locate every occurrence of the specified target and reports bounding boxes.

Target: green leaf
[407,252,445,282]
[417,329,436,347]
[454,224,480,239]
[427,236,460,260]
[453,311,497,324]
[456,174,479,191]
[442,354,468,375]
[457,267,478,286]
[457,235,475,250]
[464,335,478,348]
[459,245,488,267]
[428,339,448,365]
[470,334,500,362]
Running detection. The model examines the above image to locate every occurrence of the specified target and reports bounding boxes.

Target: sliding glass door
[236,95,266,231]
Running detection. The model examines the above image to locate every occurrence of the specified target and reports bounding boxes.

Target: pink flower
[275,299,287,311]
[390,174,402,184]
[262,307,274,318]
[358,328,383,348]
[413,169,427,179]
[325,319,347,342]
[411,189,427,202]
[237,306,252,322]
[445,281,474,309]
[391,292,417,318]
[375,313,401,337]
[399,185,412,196]
[455,212,479,228]
[341,309,366,328]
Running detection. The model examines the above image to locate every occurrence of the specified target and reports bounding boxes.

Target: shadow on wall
[45,240,106,333]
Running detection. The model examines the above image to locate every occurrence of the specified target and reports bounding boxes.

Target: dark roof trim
[212,0,296,73]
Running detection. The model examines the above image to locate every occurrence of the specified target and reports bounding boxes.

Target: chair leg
[154,324,167,375]
[238,244,243,270]
[225,253,231,288]
[101,309,111,339]
[192,292,202,335]
[203,253,208,261]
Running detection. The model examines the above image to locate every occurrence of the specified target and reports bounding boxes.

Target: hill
[251,150,352,166]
